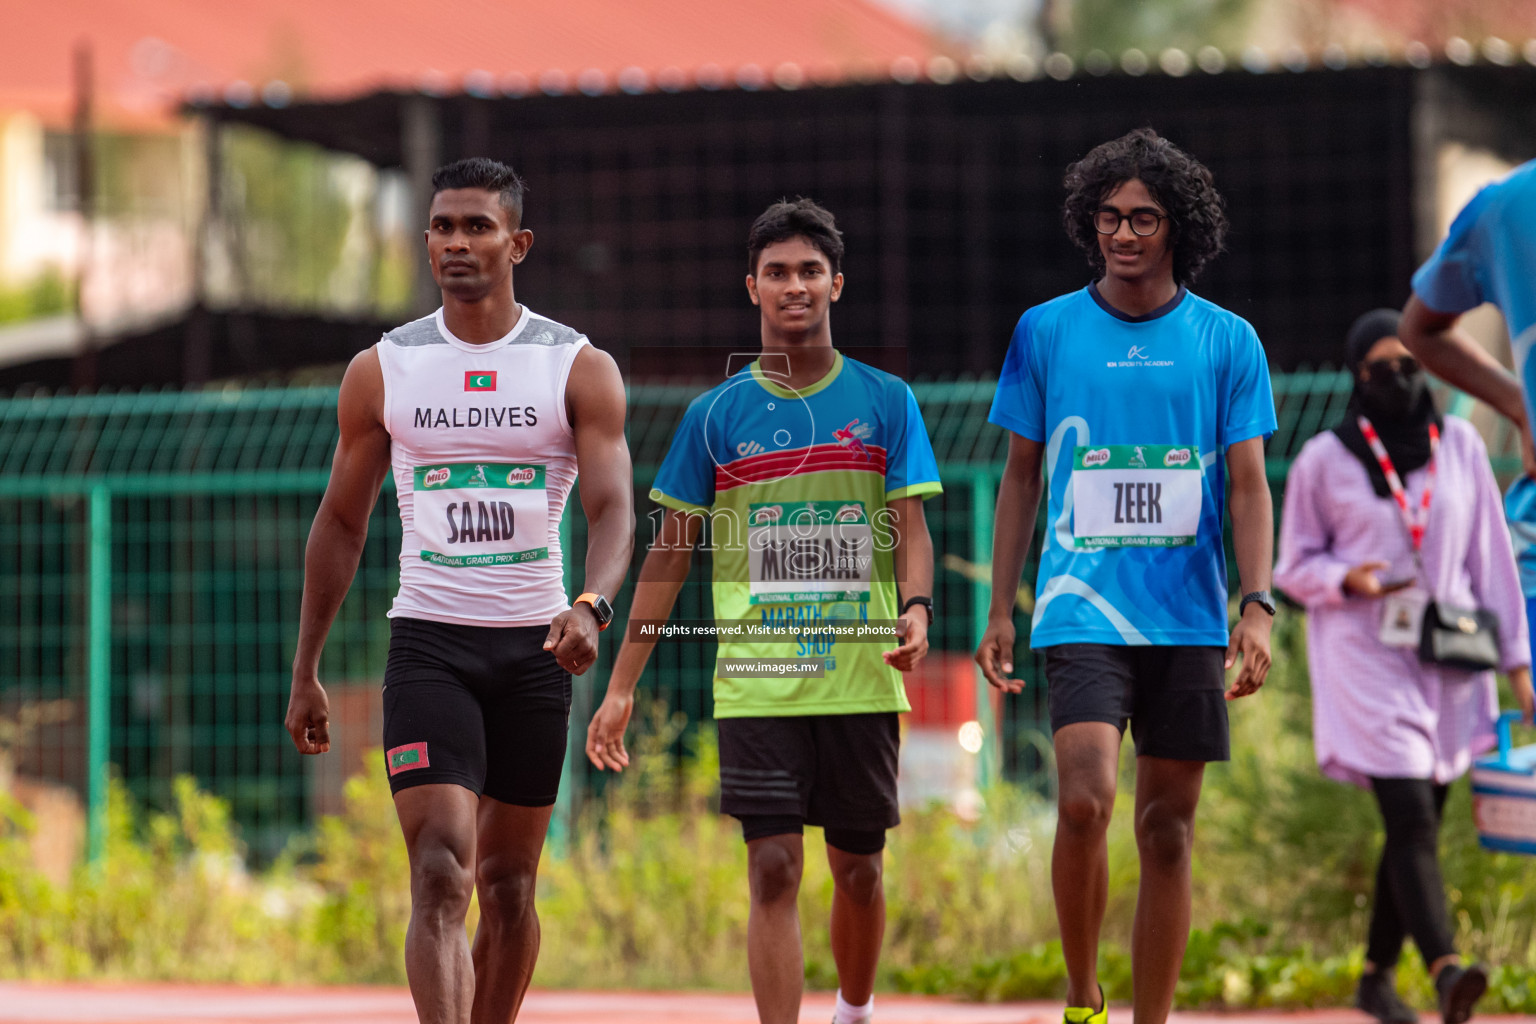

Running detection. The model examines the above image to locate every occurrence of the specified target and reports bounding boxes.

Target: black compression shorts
[381,616,571,805]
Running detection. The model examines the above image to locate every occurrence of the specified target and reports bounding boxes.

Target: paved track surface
[0,985,1521,1023]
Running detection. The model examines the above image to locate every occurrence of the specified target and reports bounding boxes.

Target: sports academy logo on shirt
[832,419,875,459]
[465,371,497,391]
[1107,344,1174,369]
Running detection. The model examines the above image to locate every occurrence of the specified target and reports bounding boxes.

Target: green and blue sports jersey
[1414,159,1536,411]
[989,284,1276,648]
[650,351,943,718]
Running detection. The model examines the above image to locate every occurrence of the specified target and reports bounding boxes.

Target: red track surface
[0,985,1519,1024]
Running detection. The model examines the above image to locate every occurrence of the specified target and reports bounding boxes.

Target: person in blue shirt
[975,128,1277,1024]
[1397,159,1536,1024]
[1402,160,1536,457]
[1402,158,1536,657]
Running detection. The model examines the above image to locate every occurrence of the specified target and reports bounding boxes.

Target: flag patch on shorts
[387,742,430,775]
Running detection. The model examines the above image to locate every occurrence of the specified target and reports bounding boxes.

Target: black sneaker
[1435,963,1489,1024]
[1355,969,1418,1023]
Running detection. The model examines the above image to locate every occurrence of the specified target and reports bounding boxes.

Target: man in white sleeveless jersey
[285,158,634,1024]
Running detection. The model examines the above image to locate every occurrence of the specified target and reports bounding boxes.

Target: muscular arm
[884,496,934,671]
[1401,294,1536,477]
[567,346,635,604]
[1224,435,1273,699]
[286,348,391,754]
[586,507,703,770]
[545,345,636,673]
[1400,295,1527,426]
[974,432,1044,693]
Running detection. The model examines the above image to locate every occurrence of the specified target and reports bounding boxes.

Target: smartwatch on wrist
[1239,590,1276,617]
[574,592,614,631]
[900,595,934,626]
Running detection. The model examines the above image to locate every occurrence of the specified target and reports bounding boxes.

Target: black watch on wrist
[900,595,934,626]
[1239,590,1276,617]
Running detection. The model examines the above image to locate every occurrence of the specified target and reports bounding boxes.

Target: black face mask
[1358,368,1427,420]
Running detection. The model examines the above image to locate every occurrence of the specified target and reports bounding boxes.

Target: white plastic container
[1471,710,1536,855]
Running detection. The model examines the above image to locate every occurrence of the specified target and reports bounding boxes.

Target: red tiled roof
[2,0,943,126]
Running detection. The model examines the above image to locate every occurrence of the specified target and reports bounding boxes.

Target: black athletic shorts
[381,616,571,805]
[1043,643,1229,762]
[717,712,900,850]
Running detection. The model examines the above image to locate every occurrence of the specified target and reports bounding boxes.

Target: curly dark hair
[431,157,528,225]
[1062,128,1227,285]
[746,198,845,275]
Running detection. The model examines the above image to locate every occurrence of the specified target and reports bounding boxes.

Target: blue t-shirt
[988,284,1276,647]
[1413,160,1536,602]
[1413,159,1536,407]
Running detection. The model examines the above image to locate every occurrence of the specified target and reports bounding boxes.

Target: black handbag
[1419,600,1501,672]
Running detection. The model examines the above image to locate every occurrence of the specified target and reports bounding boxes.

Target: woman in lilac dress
[1276,309,1534,1024]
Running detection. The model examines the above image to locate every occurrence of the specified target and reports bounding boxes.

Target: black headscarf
[1331,308,1442,498]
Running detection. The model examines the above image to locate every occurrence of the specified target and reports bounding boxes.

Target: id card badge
[1379,587,1429,647]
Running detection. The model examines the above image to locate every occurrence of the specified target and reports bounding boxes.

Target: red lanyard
[1357,415,1439,553]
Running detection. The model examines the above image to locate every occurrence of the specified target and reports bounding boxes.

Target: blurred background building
[0,0,1533,389]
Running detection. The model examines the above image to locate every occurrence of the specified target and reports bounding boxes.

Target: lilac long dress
[1275,416,1529,788]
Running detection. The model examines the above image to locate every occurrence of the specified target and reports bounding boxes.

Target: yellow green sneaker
[1063,985,1107,1024]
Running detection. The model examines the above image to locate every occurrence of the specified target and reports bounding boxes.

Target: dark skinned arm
[1224,435,1273,699]
[1400,294,1536,477]
[974,432,1044,694]
[285,348,392,754]
[883,495,934,672]
[544,345,635,675]
[585,506,703,771]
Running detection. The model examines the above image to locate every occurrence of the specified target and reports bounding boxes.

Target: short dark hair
[430,157,528,225]
[746,198,845,275]
[1062,128,1227,285]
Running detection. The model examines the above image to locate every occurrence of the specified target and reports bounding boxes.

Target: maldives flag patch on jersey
[465,371,497,392]
[387,742,430,775]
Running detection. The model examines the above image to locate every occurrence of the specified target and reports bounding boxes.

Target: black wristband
[900,595,934,625]
[1239,590,1276,617]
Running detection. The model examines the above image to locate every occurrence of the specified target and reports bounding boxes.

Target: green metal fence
[0,371,1519,859]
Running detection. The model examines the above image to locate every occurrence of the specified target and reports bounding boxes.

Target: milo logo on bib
[1071,444,1202,549]
[747,500,872,604]
[412,462,550,567]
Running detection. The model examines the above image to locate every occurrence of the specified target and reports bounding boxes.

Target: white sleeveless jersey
[377,307,588,627]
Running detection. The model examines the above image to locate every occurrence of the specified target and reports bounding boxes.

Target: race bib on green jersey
[412,462,550,567]
[747,500,873,604]
[1071,444,1201,548]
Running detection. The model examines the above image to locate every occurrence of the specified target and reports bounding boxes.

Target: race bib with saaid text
[412,462,550,567]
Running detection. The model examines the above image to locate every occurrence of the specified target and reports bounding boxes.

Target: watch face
[580,594,613,627]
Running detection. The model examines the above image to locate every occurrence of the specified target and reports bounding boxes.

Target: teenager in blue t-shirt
[975,129,1278,1024]
[1402,159,1536,667]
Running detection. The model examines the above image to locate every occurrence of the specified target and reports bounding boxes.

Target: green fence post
[86,485,112,862]
[550,503,575,854]
[970,472,997,787]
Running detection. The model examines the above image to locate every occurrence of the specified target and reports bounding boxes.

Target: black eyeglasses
[1093,209,1167,236]
[1364,356,1420,376]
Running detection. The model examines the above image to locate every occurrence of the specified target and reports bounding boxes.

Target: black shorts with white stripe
[716,712,900,841]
